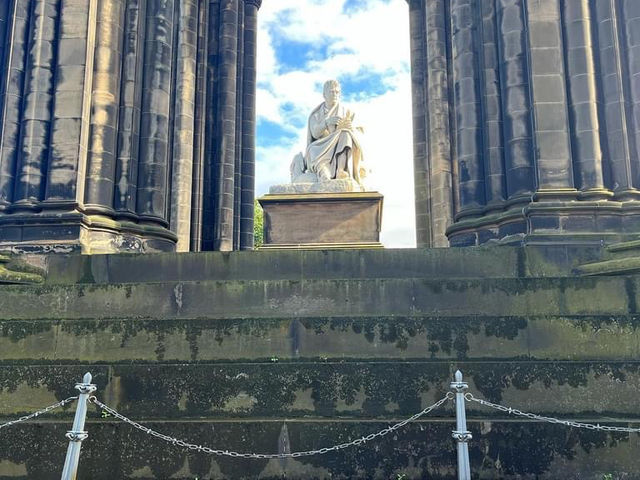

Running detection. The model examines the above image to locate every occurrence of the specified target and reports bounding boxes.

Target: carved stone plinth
[258,192,383,249]
[0,212,176,254]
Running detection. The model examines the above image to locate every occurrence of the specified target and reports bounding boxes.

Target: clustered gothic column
[18,0,61,208]
[196,0,259,252]
[211,0,239,251]
[0,1,30,211]
[407,0,454,247]
[0,0,260,253]
[240,0,259,250]
[408,0,640,246]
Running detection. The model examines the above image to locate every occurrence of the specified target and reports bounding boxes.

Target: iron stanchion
[450,370,472,480]
[60,372,96,480]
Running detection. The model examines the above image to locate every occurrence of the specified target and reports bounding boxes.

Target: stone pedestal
[258,192,383,249]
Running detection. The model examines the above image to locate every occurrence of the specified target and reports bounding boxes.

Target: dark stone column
[407,0,431,247]
[0,2,8,78]
[233,0,244,250]
[621,1,640,192]
[479,0,506,208]
[114,0,146,220]
[0,1,30,210]
[84,0,125,213]
[165,0,180,233]
[496,0,535,201]
[169,0,199,251]
[14,0,59,208]
[189,0,209,252]
[526,0,575,196]
[0,0,10,209]
[425,0,454,247]
[239,0,260,250]
[43,0,98,206]
[200,0,220,251]
[594,0,638,199]
[451,0,485,219]
[136,0,175,225]
[562,0,610,199]
[212,0,238,252]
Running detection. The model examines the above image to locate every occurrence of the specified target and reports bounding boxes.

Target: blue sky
[256,0,415,247]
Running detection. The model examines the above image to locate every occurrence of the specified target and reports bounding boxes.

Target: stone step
[575,239,640,275]
[0,247,635,479]
[3,419,634,480]
[575,257,640,276]
[1,361,638,420]
[0,275,633,320]
[0,314,638,363]
[18,245,607,285]
[607,239,640,256]
[0,255,43,284]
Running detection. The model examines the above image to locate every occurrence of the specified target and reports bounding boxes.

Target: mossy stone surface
[0,420,638,479]
[1,315,640,363]
[1,247,639,478]
[0,255,43,285]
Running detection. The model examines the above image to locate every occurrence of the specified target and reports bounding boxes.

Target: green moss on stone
[0,255,44,285]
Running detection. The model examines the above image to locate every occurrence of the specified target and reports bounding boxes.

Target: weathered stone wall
[0,247,639,479]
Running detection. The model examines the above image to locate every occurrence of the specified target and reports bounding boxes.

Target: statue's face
[324,83,341,105]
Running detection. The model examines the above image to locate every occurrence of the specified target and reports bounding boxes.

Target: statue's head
[323,80,341,106]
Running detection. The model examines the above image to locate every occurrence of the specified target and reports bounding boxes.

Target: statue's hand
[336,117,352,130]
[326,116,341,128]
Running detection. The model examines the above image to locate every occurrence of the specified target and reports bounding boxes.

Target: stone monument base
[0,210,177,254]
[258,192,383,249]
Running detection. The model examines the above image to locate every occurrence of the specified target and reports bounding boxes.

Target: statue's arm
[309,109,329,140]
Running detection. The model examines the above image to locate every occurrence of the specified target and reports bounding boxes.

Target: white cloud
[256,0,416,248]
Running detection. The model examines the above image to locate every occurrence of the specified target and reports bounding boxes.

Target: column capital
[244,0,262,9]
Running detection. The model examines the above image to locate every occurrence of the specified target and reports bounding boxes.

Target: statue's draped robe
[304,102,364,182]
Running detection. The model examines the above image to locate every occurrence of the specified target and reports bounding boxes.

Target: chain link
[0,396,78,431]
[465,393,640,433]
[89,393,453,459]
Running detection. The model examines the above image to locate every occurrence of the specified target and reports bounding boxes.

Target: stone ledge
[259,242,383,250]
[0,255,44,285]
[1,314,638,363]
[0,276,632,319]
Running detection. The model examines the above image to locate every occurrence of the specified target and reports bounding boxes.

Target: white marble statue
[271,80,366,194]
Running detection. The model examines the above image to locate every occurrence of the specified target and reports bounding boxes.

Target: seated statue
[288,80,366,192]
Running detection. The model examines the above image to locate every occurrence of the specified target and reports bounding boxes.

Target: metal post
[60,372,97,480]
[450,370,472,480]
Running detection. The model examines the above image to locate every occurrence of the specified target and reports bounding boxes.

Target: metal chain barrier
[0,397,78,431]
[465,392,640,433]
[89,393,454,459]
